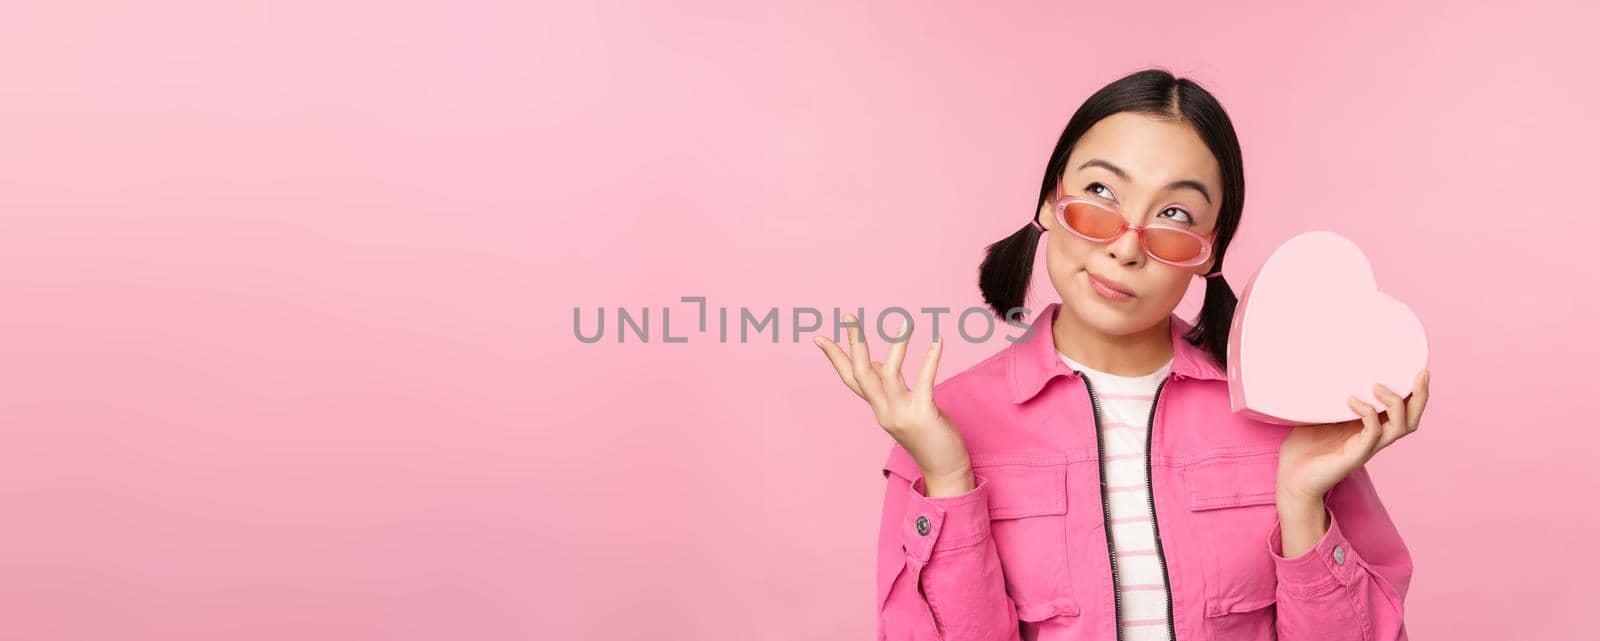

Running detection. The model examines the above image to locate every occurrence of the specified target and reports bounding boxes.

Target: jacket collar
[1007,302,1227,404]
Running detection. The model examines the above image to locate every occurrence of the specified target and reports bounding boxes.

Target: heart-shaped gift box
[1226,231,1429,425]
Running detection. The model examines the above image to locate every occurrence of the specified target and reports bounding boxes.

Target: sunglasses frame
[1051,190,1217,268]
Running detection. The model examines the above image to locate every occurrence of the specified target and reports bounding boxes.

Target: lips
[1087,272,1135,297]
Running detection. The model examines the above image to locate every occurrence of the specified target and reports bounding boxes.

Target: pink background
[1,1,1594,639]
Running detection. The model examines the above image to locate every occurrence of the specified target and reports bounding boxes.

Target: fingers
[814,313,934,415]
[844,314,887,410]
[812,336,863,396]
[882,317,911,397]
[913,333,944,402]
[1347,395,1383,459]
[844,313,872,382]
[1406,369,1429,433]
[1371,383,1409,449]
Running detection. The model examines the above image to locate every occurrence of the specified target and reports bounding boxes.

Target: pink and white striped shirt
[1058,350,1174,641]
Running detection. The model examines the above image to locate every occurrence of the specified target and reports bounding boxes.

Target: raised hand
[1277,369,1431,503]
[813,314,973,497]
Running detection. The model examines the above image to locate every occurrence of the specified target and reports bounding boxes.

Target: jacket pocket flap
[974,463,1068,520]
[1015,595,1082,621]
[1183,453,1278,511]
[1206,592,1276,617]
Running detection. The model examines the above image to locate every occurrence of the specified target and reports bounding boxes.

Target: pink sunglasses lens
[1143,227,1206,264]
[1061,202,1125,240]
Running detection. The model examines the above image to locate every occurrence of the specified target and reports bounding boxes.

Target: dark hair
[978,67,1244,369]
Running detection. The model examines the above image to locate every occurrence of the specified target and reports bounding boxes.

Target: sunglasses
[1048,189,1217,268]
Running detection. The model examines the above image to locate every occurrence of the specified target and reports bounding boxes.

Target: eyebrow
[1077,158,1213,205]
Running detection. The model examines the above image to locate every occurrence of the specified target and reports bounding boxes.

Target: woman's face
[1037,111,1225,336]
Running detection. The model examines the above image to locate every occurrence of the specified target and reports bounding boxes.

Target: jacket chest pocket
[975,460,1081,622]
[1181,451,1280,618]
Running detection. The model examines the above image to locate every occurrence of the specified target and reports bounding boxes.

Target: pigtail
[978,220,1045,319]
[1183,269,1239,371]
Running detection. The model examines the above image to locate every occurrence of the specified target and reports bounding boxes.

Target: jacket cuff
[900,473,993,562]
[1266,504,1364,598]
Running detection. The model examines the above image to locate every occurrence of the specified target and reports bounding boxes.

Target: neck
[1051,305,1174,377]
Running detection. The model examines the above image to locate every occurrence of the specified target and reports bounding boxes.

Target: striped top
[1058,351,1173,641]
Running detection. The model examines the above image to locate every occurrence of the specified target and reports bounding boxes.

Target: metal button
[915,515,931,536]
[1333,545,1346,565]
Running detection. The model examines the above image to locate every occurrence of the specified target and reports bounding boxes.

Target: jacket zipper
[1080,371,1178,641]
[1144,374,1177,641]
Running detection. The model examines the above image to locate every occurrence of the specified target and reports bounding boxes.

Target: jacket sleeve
[877,444,1021,641]
[1267,464,1414,641]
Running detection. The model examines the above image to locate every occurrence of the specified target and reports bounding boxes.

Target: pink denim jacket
[878,302,1412,641]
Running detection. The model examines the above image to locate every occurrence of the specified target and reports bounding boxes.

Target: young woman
[814,68,1429,641]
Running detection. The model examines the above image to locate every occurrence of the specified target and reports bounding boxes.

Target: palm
[813,314,972,484]
[1276,370,1431,501]
[1278,419,1368,499]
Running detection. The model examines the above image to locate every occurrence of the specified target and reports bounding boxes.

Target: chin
[1081,293,1179,336]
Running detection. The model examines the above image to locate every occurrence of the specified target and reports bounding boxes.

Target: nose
[1104,224,1145,263]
